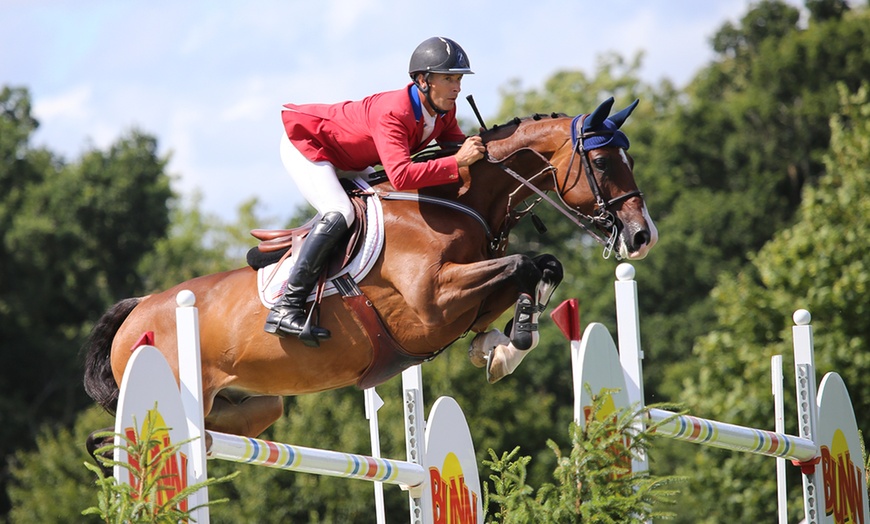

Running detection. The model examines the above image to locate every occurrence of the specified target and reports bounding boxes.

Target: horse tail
[82,297,141,413]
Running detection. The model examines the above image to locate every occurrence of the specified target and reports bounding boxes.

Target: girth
[333,275,438,390]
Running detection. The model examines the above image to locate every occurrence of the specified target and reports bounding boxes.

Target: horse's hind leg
[205,394,284,437]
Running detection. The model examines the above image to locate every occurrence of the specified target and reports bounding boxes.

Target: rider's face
[421,73,463,114]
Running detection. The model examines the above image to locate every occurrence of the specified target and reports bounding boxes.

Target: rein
[490,154,617,256]
[487,114,642,260]
[370,113,642,260]
[378,191,492,239]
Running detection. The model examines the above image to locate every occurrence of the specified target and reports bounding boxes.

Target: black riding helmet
[408,37,473,114]
[409,36,474,77]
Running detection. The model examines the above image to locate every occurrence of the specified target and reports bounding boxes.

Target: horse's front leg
[507,254,564,350]
[470,254,563,383]
[426,253,544,324]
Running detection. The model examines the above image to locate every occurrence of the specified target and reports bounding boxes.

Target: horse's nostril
[633,230,650,248]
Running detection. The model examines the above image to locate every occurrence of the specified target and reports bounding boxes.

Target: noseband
[489,114,642,259]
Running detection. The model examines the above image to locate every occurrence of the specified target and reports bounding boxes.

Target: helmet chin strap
[416,75,449,115]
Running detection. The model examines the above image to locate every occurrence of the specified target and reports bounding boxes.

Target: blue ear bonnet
[571,97,639,151]
[582,120,630,150]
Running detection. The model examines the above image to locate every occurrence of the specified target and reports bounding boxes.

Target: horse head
[568,97,657,259]
[481,98,657,260]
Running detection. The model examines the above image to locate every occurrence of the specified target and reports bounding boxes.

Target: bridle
[375,114,643,259]
[489,114,643,259]
[568,114,643,231]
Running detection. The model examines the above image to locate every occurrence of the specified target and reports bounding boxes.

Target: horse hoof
[486,342,532,384]
[486,345,511,384]
[468,346,488,368]
[86,429,115,478]
[469,330,509,369]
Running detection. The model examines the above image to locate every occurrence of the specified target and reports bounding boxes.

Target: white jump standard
[550,263,869,524]
[112,291,483,524]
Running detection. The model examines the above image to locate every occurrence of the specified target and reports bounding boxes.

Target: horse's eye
[593,157,608,171]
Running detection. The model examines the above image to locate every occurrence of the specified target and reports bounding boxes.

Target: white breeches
[279,132,374,227]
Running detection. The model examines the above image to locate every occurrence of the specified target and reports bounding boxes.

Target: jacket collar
[408,83,424,122]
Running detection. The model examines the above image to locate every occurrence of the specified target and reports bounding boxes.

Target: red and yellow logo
[429,452,479,524]
[583,391,631,475]
[821,428,865,524]
[583,390,619,424]
[124,408,189,512]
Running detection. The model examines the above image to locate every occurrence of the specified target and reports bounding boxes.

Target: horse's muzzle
[619,217,658,260]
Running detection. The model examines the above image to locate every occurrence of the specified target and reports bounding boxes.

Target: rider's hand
[455,136,485,168]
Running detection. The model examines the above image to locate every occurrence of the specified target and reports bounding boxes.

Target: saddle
[246,181,435,389]
[247,186,368,273]
[246,142,459,271]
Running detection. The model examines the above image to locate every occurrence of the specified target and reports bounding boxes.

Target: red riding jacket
[282,83,466,191]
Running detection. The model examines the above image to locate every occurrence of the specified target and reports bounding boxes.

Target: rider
[265,36,487,344]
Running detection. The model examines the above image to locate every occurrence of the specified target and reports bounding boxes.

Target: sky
[2,0,805,225]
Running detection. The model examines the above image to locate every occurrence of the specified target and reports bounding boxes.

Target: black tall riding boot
[263,211,348,344]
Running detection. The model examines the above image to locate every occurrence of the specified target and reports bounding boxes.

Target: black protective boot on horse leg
[506,255,563,351]
[263,211,349,345]
[508,293,537,350]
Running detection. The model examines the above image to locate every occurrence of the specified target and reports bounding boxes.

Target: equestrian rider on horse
[265,36,487,344]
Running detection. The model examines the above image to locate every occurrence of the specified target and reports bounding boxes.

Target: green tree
[137,195,277,291]
[632,1,869,399]
[711,0,800,58]
[662,83,870,522]
[7,407,114,523]
[0,86,174,516]
[806,0,850,22]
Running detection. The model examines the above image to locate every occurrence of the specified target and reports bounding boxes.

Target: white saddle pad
[256,178,384,308]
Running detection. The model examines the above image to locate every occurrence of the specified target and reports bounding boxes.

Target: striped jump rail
[207,430,426,488]
[646,408,818,462]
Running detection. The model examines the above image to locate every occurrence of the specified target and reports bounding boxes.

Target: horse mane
[397,112,569,167]
[481,112,568,141]
[488,112,568,131]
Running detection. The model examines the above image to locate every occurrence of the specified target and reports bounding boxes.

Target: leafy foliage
[82,408,235,523]
[664,83,870,522]
[484,391,682,523]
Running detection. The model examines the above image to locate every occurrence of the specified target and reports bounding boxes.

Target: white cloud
[179,13,224,56]
[33,84,92,121]
[325,0,378,40]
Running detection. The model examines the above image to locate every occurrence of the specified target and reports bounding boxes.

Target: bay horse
[83,97,657,440]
